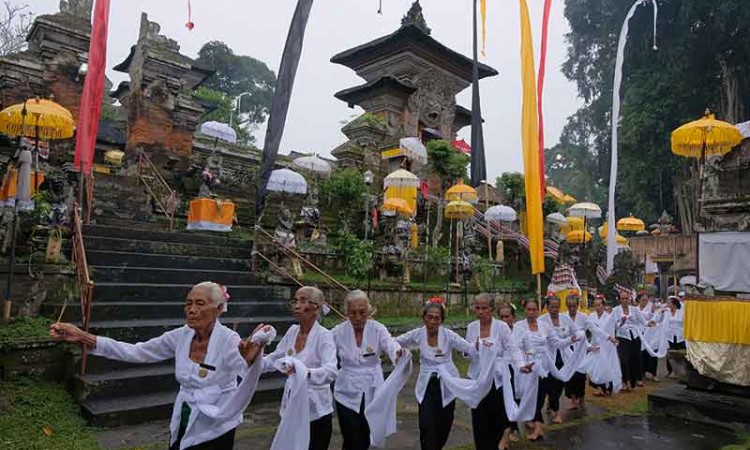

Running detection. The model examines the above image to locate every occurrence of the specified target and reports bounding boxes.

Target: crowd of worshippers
[49,282,685,450]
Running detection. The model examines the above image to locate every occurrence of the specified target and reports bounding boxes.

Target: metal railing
[72,203,94,376]
[137,149,177,230]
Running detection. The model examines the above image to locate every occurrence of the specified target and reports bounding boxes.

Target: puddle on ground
[536,415,738,449]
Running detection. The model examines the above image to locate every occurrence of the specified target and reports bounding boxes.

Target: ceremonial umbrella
[671,110,743,159]
[445,180,478,203]
[292,155,331,175]
[445,200,475,283]
[603,233,629,248]
[399,137,428,164]
[451,139,472,155]
[566,230,592,244]
[381,197,413,218]
[383,169,420,188]
[546,186,569,204]
[266,168,308,195]
[199,121,237,145]
[617,215,645,232]
[485,204,516,259]
[546,212,567,226]
[568,202,602,219]
[485,205,517,222]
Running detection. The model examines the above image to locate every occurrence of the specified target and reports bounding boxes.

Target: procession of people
[49,283,684,450]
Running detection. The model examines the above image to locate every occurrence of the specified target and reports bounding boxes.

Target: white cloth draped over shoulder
[395,326,477,407]
[464,319,523,389]
[584,311,622,392]
[331,320,407,449]
[365,350,413,448]
[538,313,588,381]
[262,322,338,450]
[90,320,253,450]
[563,312,589,374]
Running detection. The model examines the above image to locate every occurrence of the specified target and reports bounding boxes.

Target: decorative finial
[401,0,431,35]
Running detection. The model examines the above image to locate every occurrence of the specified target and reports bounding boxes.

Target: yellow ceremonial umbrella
[566,230,591,244]
[617,215,645,232]
[381,197,414,218]
[603,233,628,247]
[566,216,584,231]
[445,180,478,204]
[445,200,475,219]
[0,97,75,140]
[563,194,577,203]
[671,110,743,159]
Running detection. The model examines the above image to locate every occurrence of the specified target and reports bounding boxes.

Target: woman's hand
[608,336,618,345]
[396,348,406,361]
[570,334,579,343]
[49,323,92,345]
[238,324,269,364]
[520,363,534,374]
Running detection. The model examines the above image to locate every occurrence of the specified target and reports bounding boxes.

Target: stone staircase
[43,223,295,427]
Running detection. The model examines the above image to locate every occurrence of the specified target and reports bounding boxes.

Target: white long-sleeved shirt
[90,320,249,450]
[395,326,475,406]
[464,318,522,388]
[511,319,570,377]
[539,313,579,364]
[586,311,615,345]
[331,319,400,413]
[667,308,685,344]
[262,322,338,421]
[611,305,647,340]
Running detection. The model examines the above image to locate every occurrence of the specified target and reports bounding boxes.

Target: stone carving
[402,1,431,35]
[407,70,457,138]
[59,0,93,19]
[138,13,180,50]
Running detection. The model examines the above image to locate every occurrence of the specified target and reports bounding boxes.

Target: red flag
[74,0,111,174]
[536,0,552,197]
[419,180,430,198]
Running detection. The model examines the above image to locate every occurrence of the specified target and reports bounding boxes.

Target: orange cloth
[187,198,235,231]
[0,168,45,202]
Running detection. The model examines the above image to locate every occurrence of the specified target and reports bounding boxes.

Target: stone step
[72,363,286,403]
[89,266,256,286]
[86,250,251,271]
[87,316,294,343]
[83,224,252,248]
[43,301,290,322]
[80,376,286,427]
[83,235,251,259]
[90,283,289,303]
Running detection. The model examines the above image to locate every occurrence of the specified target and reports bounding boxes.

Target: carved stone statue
[59,0,93,19]
[401,0,431,35]
[407,70,458,139]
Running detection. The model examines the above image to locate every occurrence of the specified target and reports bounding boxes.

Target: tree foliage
[495,172,525,211]
[426,139,469,189]
[319,167,368,230]
[196,41,276,127]
[0,1,32,57]
[560,0,750,226]
[193,86,253,144]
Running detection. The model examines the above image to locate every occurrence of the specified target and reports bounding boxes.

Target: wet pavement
[96,368,743,450]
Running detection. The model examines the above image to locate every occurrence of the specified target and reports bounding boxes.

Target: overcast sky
[33,0,580,178]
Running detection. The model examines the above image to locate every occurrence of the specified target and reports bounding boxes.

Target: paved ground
[95,366,741,450]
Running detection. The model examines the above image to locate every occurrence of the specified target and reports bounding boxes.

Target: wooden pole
[536,273,542,303]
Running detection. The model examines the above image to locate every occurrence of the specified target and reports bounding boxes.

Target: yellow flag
[480,0,487,56]
[519,0,545,275]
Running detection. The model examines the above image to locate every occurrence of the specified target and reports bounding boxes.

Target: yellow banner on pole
[480,0,487,56]
[519,0,545,275]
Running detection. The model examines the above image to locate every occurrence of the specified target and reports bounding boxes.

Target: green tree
[193,86,252,144]
[319,167,368,230]
[426,139,470,189]
[561,0,750,228]
[196,41,276,127]
[495,172,525,211]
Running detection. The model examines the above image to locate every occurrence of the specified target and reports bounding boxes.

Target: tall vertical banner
[519,0,545,275]
[256,0,315,218]
[606,0,658,274]
[74,0,111,174]
[480,0,487,56]
[536,0,552,197]
[470,0,487,187]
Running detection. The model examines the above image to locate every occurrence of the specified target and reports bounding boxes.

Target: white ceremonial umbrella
[568,202,602,219]
[199,121,237,144]
[546,212,568,225]
[399,137,428,163]
[383,169,420,188]
[485,205,517,222]
[267,168,308,195]
[292,155,331,174]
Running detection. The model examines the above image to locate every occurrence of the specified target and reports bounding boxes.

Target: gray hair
[473,293,495,308]
[297,286,325,306]
[192,281,226,311]
[344,289,374,315]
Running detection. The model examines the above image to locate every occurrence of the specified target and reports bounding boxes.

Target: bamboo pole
[536,273,542,303]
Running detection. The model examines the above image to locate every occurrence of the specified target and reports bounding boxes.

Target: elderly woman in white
[262,286,338,450]
[464,293,520,450]
[395,300,477,450]
[330,290,403,450]
[49,281,271,450]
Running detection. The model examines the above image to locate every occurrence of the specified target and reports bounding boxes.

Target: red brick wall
[127,106,193,157]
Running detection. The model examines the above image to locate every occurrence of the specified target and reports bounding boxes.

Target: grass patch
[0,316,53,349]
[586,384,651,416]
[0,377,99,450]
[721,433,750,450]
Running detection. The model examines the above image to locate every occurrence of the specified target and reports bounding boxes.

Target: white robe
[538,313,587,377]
[464,318,523,389]
[90,320,253,450]
[395,326,476,407]
[563,311,589,374]
[584,311,622,392]
[263,322,338,450]
[331,320,406,448]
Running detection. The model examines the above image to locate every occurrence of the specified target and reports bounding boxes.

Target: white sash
[271,358,310,450]
[365,350,413,448]
[437,340,496,409]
